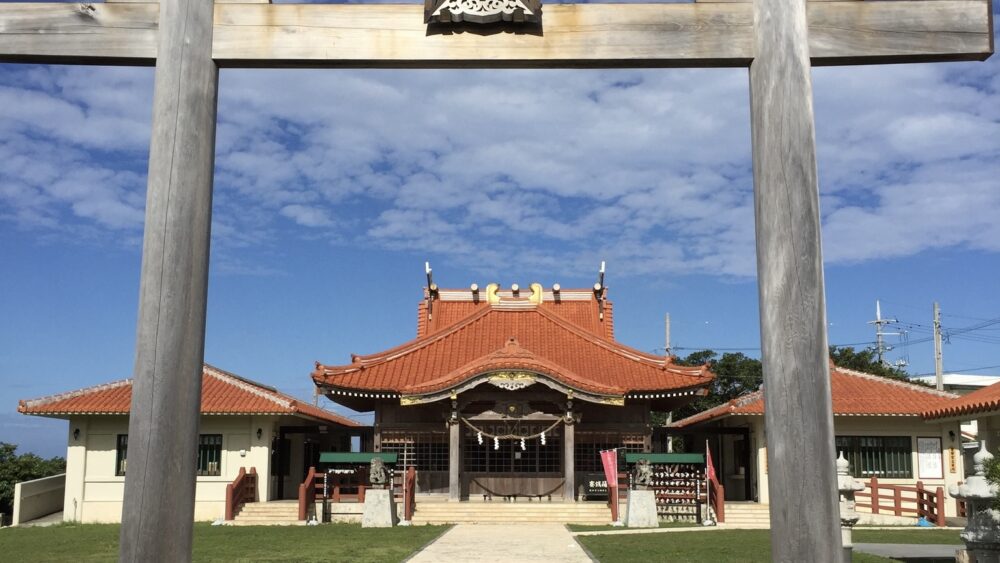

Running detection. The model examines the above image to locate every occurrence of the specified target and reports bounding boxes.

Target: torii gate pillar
[119,1,218,561]
[749,1,840,560]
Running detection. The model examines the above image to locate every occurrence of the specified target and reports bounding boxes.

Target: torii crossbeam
[1,1,992,562]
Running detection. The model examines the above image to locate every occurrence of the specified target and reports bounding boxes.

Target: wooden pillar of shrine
[564,417,575,501]
[449,420,461,501]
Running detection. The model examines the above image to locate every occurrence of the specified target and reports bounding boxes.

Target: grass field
[0,523,962,562]
[0,522,449,563]
[575,528,962,562]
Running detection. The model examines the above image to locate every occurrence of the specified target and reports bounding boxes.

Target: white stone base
[362,489,398,528]
[625,489,658,528]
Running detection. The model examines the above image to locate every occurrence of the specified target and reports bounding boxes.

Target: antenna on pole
[868,299,902,368]
[665,313,671,358]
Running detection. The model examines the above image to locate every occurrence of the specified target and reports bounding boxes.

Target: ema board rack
[625,453,706,522]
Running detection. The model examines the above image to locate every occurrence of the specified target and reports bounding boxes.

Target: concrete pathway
[407,523,593,563]
[854,543,960,561]
[16,511,63,527]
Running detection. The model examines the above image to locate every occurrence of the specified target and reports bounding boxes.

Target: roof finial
[595,261,607,319]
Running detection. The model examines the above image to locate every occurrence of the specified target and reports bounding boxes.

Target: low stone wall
[13,473,65,526]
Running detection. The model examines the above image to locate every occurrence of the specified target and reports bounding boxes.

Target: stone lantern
[950,443,1000,562]
[837,452,865,563]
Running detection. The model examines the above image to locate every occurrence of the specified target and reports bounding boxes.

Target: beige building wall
[62,415,277,523]
[719,414,964,517]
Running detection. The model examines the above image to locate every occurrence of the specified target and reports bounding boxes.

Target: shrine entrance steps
[411,497,613,525]
[230,500,305,526]
[719,502,771,529]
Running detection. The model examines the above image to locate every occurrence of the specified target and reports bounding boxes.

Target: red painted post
[893,487,903,516]
[870,477,879,514]
[298,466,316,521]
[916,481,925,520]
[359,485,366,503]
[936,488,946,527]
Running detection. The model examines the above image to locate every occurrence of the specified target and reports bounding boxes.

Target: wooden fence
[854,477,946,527]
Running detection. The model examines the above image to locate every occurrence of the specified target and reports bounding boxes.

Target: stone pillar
[564,414,575,502]
[951,444,1000,563]
[837,452,864,563]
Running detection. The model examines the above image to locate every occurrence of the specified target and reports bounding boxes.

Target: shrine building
[312,280,714,501]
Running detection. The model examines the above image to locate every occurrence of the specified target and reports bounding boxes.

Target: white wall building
[671,365,966,519]
[17,364,365,523]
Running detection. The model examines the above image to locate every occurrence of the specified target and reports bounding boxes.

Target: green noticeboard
[624,453,704,465]
[318,452,398,464]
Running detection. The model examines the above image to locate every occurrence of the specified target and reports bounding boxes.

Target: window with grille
[197,434,223,476]
[836,436,912,478]
[381,431,449,472]
[462,424,562,473]
[574,432,645,472]
[115,434,128,476]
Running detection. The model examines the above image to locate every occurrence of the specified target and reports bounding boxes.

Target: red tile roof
[18,364,362,427]
[922,381,1000,420]
[314,294,712,398]
[419,286,614,340]
[670,366,957,428]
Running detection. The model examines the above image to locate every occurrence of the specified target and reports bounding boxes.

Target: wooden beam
[0,2,991,68]
[118,0,218,561]
[749,0,841,560]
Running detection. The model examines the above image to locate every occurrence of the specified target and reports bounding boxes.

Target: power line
[909,364,1000,377]
[658,340,878,353]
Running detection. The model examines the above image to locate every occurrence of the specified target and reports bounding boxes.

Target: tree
[828,345,911,381]
[656,345,917,427]
[655,350,764,424]
[0,442,66,518]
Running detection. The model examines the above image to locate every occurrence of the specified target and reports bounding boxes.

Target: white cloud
[280,204,334,227]
[1,49,998,279]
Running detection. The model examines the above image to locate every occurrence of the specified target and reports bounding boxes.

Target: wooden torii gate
[1,1,992,561]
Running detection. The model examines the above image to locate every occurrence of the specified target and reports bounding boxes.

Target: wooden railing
[327,473,367,503]
[224,467,257,520]
[298,466,319,521]
[708,472,726,523]
[854,477,946,527]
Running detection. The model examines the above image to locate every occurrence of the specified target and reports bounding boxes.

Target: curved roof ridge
[832,365,958,399]
[922,380,1000,420]
[531,307,709,380]
[321,305,495,372]
[405,337,620,395]
[18,378,132,413]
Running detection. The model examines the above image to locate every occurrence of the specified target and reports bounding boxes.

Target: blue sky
[2,8,999,458]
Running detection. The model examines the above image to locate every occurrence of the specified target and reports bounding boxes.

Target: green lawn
[576,529,960,562]
[0,522,449,563]
[853,528,962,545]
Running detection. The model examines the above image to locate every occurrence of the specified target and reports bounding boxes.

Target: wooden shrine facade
[314,281,714,500]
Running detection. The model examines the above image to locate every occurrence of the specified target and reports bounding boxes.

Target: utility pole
[868,300,898,368]
[665,313,673,452]
[934,302,944,391]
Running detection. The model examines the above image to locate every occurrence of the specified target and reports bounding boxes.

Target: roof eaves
[18,378,132,413]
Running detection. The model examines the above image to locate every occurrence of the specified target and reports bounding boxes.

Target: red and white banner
[600,449,618,490]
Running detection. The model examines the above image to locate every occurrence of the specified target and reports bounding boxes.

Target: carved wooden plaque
[425,0,542,24]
